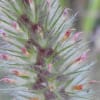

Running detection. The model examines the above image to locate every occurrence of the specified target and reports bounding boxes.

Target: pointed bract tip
[74,51,88,63]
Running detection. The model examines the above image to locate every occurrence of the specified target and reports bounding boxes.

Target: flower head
[74,51,88,63]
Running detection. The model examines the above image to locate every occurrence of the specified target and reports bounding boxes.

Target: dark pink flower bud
[21,47,29,56]
[72,32,82,42]
[74,51,88,63]
[62,29,71,41]
[63,8,69,16]
[0,54,10,60]
[0,29,6,37]
[0,78,16,84]
[88,80,100,84]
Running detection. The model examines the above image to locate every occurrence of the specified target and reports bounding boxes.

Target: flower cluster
[0,0,94,100]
